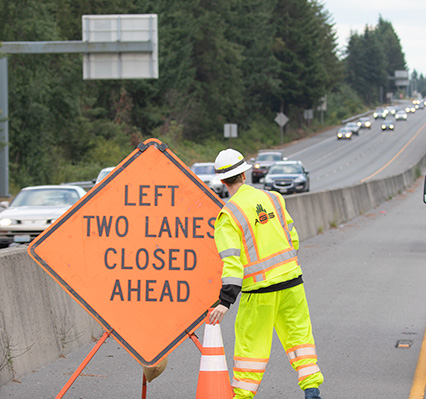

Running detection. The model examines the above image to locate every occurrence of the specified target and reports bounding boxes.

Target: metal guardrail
[61,180,95,191]
[341,110,373,124]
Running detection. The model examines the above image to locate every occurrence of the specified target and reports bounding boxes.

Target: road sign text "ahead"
[28,138,224,366]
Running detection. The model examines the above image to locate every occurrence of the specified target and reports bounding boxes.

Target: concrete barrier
[0,152,425,387]
[0,248,103,386]
[286,153,426,241]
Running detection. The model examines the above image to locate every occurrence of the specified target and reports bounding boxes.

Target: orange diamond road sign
[28,138,224,366]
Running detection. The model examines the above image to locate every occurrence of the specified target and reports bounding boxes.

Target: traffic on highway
[1,100,426,249]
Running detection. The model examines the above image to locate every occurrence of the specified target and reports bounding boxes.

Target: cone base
[196,371,234,399]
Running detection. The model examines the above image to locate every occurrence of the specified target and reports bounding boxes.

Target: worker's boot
[304,387,322,399]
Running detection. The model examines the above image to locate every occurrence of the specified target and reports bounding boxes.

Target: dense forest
[0,0,418,193]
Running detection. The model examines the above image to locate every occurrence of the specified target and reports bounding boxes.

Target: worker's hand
[209,304,228,325]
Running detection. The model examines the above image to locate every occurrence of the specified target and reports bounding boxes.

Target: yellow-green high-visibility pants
[232,284,324,398]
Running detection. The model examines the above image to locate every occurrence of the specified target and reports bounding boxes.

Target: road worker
[209,148,324,399]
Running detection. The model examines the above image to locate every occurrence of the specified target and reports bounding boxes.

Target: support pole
[55,329,112,399]
[0,56,9,197]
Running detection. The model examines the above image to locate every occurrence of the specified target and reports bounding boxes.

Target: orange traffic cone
[196,309,234,398]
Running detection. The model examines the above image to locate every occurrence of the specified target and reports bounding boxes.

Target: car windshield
[11,189,80,207]
[257,153,282,162]
[346,123,356,127]
[360,118,369,121]
[269,164,302,175]
[192,165,215,175]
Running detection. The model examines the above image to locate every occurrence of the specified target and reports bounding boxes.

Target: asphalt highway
[1,173,425,398]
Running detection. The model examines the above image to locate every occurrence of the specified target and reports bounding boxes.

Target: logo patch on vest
[255,204,275,225]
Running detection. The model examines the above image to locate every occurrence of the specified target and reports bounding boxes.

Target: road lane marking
[361,121,426,183]
[409,324,426,398]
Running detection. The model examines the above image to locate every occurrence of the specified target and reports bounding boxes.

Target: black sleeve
[219,284,241,308]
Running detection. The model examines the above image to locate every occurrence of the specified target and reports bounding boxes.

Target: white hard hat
[213,148,252,182]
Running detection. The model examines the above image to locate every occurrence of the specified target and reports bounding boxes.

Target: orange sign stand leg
[142,373,147,399]
[55,329,112,399]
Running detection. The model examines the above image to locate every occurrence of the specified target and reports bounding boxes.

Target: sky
[322,0,426,77]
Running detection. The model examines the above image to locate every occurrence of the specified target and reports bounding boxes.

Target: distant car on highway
[263,160,310,194]
[191,162,228,198]
[250,151,285,183]
[357,117,372,129]
[336,127,353,140]
[385,106,398,115]
[345,122,360,135]
[381,120,395,131]
[395,110,407,121]
[373,108,387,119]
[0,185,87,247]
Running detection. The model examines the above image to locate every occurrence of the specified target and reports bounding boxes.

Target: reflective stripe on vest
[222,276,243,286]
[226,201,258,263]
[262,190,293,246]
[219,248,241,259]
[244,248,297,282]
[232,378,261,393]
[297,364,321,381]
[223,192,296,286]
[234,357,268,373]
[286,344,317,364]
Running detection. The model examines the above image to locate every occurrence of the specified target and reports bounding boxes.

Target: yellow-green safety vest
[214,184,301,291]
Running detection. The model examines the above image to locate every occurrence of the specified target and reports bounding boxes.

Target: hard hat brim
[213,162,252,182]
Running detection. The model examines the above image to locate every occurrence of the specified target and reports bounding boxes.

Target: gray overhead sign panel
[82,14,158,80]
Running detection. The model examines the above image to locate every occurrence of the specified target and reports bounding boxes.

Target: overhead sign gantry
[0,14,158,196]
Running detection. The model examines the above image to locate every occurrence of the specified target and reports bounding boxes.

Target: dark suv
[250,151,284,183]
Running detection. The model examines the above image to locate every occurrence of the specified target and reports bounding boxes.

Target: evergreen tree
[374,16,406,93]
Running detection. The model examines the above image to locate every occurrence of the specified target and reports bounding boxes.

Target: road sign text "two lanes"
[28,138,225,366]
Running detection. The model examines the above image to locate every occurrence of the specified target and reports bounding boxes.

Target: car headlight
[254,163,260,169]
[294,177,305,183]
[390,124,394,129]
[264,176,274,184]
[357,122,361,126]
[0,218,13,226]
[365,122,371,127]
[345,133,351,138]
[337,133,342,138]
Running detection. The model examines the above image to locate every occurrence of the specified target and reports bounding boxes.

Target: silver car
[191,162,228,198]
[0,185,87,247]
[263,160,310,194]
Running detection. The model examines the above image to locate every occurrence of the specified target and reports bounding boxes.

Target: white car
[395,110,408,121]
[95,166,116,185]
[0,185,87,247]
[191,162,228,198]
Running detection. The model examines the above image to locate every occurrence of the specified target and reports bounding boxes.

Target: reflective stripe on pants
[232,284,324,398]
